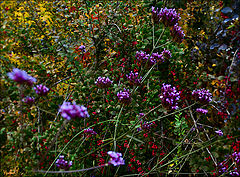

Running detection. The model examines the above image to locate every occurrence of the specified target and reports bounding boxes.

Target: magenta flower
[161,48,172,59]
[215,130,223,136]
[84,128,97,135]
[107,151,125,166]
[59,102,90,120]
[196,108,208,114]
[159,83,180,110]
[117,89,131,105]
[192,88,212,103]
[95,76,113,88]
[7,68,36,86]
[22,96,35,105]
[126,71,142,85]
[55,155,72,170]
[158,7,181,27]
[34,84,49,96]
[170,24,185,43]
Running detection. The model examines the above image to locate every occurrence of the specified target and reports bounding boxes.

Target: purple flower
[231,152,240,164]
[126,71,142,85]
[78,45,86,53]
[158,7,181,27]
[192,88,212,103]
[215,130,223,136]
[151,6,160,24]
[135,51,156,66]
[55,155,72,170]
[159,83,180,110]
[196,108,208,114]
[7,68,37,86]
[141,121,153,131]
[117,89,131,105]
[59,102,90,120]
[151,52,164,63]
[161,49,172,59]
[95,76,113,88]
[107,151,125,166]
[139,113,145,118]
[34,84,49,96]
[84,128,97,135]
[170,24,185,43]
[22,96,35,105]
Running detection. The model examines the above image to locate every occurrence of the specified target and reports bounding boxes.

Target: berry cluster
[7,68,37,86]
[59,102,90,120]
[159,83,180,110]
[95,76,113,88]
[107,151,125,166]
[55,155,72,170]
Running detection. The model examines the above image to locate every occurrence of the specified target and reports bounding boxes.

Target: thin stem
[113,105,124,151]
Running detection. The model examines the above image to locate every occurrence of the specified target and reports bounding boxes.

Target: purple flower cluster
[95,76,113,88]
[161,48,172,59]
[192,88,212,103]
[7,68,37,86]
[135,51,156,66]
[159,83,180,110]
[55,155,72,170]
[22,96,35,105]
[59,102,90,120]
[152,7,180,27]
[215,130,223,136]
[196,108,208,114]
[107,151,125,166]
[84,128,97,135]
[141,121,153,131]
[78,45,86,53]
[217,152,240,176]
[151,52,165,63]
[170,24,185,43]
[126,71,142,85]
[34,84,49,96]
[117,89,131,105]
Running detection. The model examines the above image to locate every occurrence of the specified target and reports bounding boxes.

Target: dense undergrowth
[0,0,239,176]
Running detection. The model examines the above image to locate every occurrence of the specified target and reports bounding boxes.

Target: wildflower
[34,84,49,96]
[22,96,35,105]
[141,121,153,131]
[95,76,113,88]
[161,48,172,59]
[196,108,208,114]
[117,89,131,105]
[107,151,125,166]
[59,102,90,120]
[151,6,160,24]
[159,83,180,110]
[7,68,36,86]
[158,7,181,27]
[151,52,164,63]
[55,155,72,170]
[170,24,185,43]
[215,130,223,136]
[77,45,86,53]
[135,51,156,66]
[192,88,212,103]
[84,128,97,135]
[126,71,142,85]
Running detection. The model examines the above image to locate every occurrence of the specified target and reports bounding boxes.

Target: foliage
[0,0,239,176]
